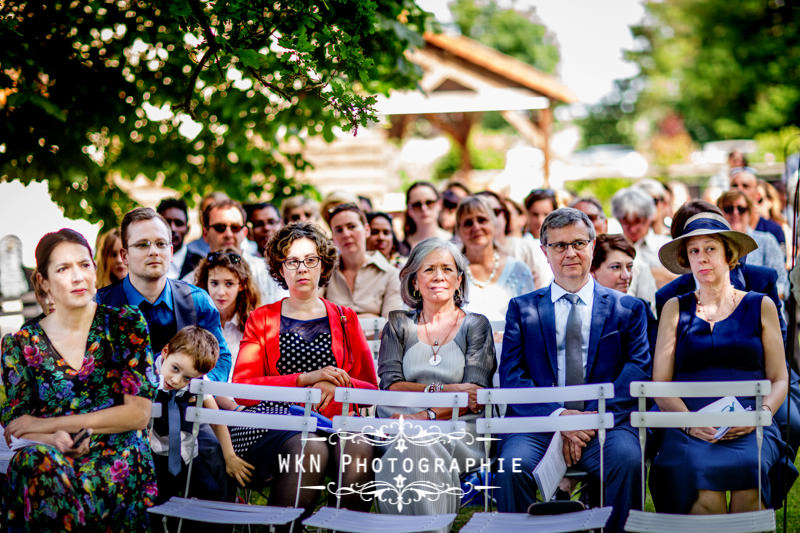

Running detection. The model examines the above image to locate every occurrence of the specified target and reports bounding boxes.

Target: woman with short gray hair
[376,237,495,530]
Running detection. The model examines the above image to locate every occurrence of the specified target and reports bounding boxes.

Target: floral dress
[1,304,158,531]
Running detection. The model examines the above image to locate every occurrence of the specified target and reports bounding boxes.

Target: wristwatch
[425,408,436,420]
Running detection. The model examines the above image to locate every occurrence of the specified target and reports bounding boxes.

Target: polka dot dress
[231,315,336,455]
[277,316,336,375]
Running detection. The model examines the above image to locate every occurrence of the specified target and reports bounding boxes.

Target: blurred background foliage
[450,0,559,134]
[0,0,433,226]
[582,0,800,161]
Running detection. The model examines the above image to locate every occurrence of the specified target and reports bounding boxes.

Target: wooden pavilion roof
[422,32,578,104]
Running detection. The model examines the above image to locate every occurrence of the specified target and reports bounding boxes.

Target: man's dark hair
[524,189,558,211]
[156,197,188,219]
[244,202,280,223]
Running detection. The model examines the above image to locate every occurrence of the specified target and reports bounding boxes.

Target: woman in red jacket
[231,221,377,526]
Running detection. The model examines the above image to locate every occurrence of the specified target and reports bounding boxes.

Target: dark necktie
[563,293,584,410]
[167,390,182,476]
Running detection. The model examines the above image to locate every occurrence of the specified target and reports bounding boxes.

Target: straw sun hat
[658,212,758,275]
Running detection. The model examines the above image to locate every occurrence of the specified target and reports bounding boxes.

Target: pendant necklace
[468,252,500,289]
[695,289,736,323]
[422,310,461,366]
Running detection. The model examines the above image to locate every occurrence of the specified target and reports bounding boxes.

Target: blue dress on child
[649,291,796,512]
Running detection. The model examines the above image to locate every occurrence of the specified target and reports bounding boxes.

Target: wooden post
[426,112,476,177]
[540,103,552,188]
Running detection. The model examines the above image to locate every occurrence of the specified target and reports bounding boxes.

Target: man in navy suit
[96,207,234,507]
[96,207,231,381]
[495,208,651,532]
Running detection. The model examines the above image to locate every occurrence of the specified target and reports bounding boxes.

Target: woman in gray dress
[376,237,496,529]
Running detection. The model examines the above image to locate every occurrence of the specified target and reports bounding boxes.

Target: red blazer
[232,298,378,418]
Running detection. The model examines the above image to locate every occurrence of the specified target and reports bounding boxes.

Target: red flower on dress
[109,459,129,483]
[120,370,141,395]
[22,345,42,366]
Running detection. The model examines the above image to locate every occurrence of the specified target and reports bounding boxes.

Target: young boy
[150,326,253,502]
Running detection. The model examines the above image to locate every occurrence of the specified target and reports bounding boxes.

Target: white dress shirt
[166,245,188,280]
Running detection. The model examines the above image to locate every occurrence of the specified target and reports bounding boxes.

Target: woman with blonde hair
[456,195,534,322]
[94,228,127,288]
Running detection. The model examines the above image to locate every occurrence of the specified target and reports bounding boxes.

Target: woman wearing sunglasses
[456,195,534,323]
[194,248,261,374]
[231,222,377,528]
[716,190,788,299]
[402,181,451,252]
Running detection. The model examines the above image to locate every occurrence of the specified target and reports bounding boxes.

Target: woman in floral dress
[1,229,157,531]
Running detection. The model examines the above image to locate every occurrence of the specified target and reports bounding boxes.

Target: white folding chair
[147,380,321,533]
[360,317,386,373]
[358,317,387,340]
[624,380,776,533]
[460,383,615,533]
[367,339,381,369]
[489,320,505,389]
[302,387,468,532]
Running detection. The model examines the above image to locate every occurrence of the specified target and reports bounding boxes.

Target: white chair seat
[147,497,303,525]
[461,507,613,533]
[624,509,776,533]
[302,507,457,533]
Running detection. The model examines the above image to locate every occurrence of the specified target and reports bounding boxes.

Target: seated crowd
[2,167,800,532]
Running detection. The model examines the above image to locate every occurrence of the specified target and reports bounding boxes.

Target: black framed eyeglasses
[207,251,242,264]
[533,188,555,198]
[284,256,321,270]
[544,239,592,253]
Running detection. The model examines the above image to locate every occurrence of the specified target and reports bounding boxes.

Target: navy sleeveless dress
[649,291,795,512]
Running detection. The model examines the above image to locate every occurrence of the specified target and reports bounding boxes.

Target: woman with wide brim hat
[648,211,796,514]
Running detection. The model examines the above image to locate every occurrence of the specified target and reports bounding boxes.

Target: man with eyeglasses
[156,197,191,279]
[729,167,786,252]
[183,199,287,305]
[610,187,672,313]
[496,207,650,532]
[245,202,282,257]
[97,206,236,505]
[97,207,231,380]
[570,196,608,235]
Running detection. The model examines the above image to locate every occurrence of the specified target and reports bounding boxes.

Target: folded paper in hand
[532,431,567,502]
[698,396,746,440]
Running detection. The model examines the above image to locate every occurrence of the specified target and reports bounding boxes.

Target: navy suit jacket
[655,263,785,342]
[96,278,232,382]
[500,282,652,424]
